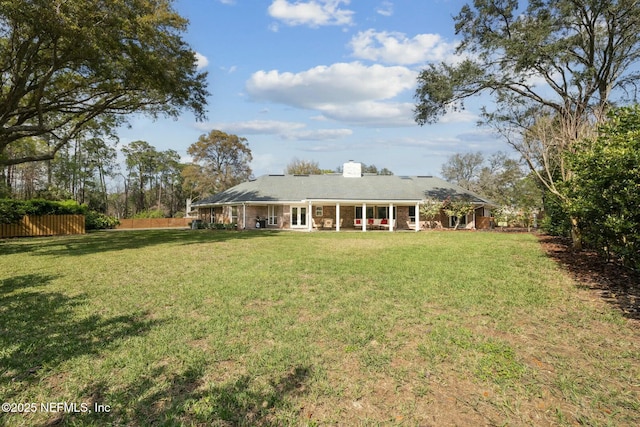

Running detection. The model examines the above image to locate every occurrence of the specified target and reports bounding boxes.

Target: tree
[442,197,474,230]
[0,138,47,198]
[49,134,117,211]
[333,163,394,175]
[184,130,253,199]
[440,151,536,208]
[414,0,640,248]
[0,0,208,166]
[286,158,322,175]
[568,106,640,270]
[362,163,394,175]
[420,198,443,228]
[122,141,158,214]
[153,149,184,216]
[440,152,484,190]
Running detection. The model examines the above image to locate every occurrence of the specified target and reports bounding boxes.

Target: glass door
[291,206,307,228]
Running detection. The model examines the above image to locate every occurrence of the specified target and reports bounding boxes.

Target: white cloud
[393,136,465,148]
[218,0,235,4]
[438,109,478,124]
[349,29,458,65]
[194,120,352,141]
[268,0,354,28]
[246,62,418,126]
[319,101,416,126]
[286,128,353,140]
[218,65,238,74]
[246,62,416,108]
[268,22,280,32]
[195,120,305,135]
[376,1,393,17]
[251,153,283,175]
[195,52,209,70]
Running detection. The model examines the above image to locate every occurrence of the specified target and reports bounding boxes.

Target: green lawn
[1,230,638,426]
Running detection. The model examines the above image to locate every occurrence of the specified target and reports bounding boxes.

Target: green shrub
[85,211,120,230]
[0,199,87,224]
[132,209,165,219]
[540,192,571,237]
[0,199,27,224]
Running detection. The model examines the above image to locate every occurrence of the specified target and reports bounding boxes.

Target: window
[357,206,396,219]
[315,206,323,217]
[268,205,278,225]
[355,206,374,219]
[377,206,397,219]
[449,214,468,227]
[409,206,416,223]
[231,206,238,224]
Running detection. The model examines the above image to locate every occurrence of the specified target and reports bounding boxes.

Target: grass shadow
[538,235,640,320]
[0,274,163,404]
[66,365,312,426]
[0,229,283,258]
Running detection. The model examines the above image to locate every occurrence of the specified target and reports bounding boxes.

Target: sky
[117,0,506,177]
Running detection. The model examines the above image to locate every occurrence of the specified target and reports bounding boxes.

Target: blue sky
[118,0,504,177]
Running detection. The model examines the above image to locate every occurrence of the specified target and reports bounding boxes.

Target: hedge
[0,199,119,230]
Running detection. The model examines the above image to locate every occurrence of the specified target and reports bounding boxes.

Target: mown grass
[0,230,638,426]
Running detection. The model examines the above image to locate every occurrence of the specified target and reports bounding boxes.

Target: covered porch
[202,200,492,232]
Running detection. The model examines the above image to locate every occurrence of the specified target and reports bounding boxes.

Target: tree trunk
[570,216,582,250]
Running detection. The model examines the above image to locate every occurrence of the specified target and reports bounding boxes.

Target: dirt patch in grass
[538,234,640,321]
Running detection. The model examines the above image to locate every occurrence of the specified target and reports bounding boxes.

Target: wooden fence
[476,216,492,230]
[0,215,85,238]
[116,218,192,229]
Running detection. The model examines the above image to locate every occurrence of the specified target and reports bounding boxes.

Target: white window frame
[231,206,238,224]
[268,205,278,225]
[290,205,307,228]
[408,206,416,223]
[449,213,468,228]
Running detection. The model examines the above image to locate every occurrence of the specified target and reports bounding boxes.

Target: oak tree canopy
[0,0,209,166]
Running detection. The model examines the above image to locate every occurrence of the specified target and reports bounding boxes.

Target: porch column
[362,203,367,232]
[243,204,246,229]
[389,203,394,232]
[308,201,313,232]
[336,203,341,232]
[415,202,420,232]
[473,207,477,230]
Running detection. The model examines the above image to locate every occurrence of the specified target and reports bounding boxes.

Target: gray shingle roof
[193,174,495,206]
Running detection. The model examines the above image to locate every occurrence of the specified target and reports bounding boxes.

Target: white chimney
[342,160,362,178]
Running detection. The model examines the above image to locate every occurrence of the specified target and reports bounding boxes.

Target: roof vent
[342,161,362,178]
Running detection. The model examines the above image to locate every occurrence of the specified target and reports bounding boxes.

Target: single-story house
[192,161,495,232]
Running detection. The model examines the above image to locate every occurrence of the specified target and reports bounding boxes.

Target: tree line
[285,158,393,176]
[0,130,253,220]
